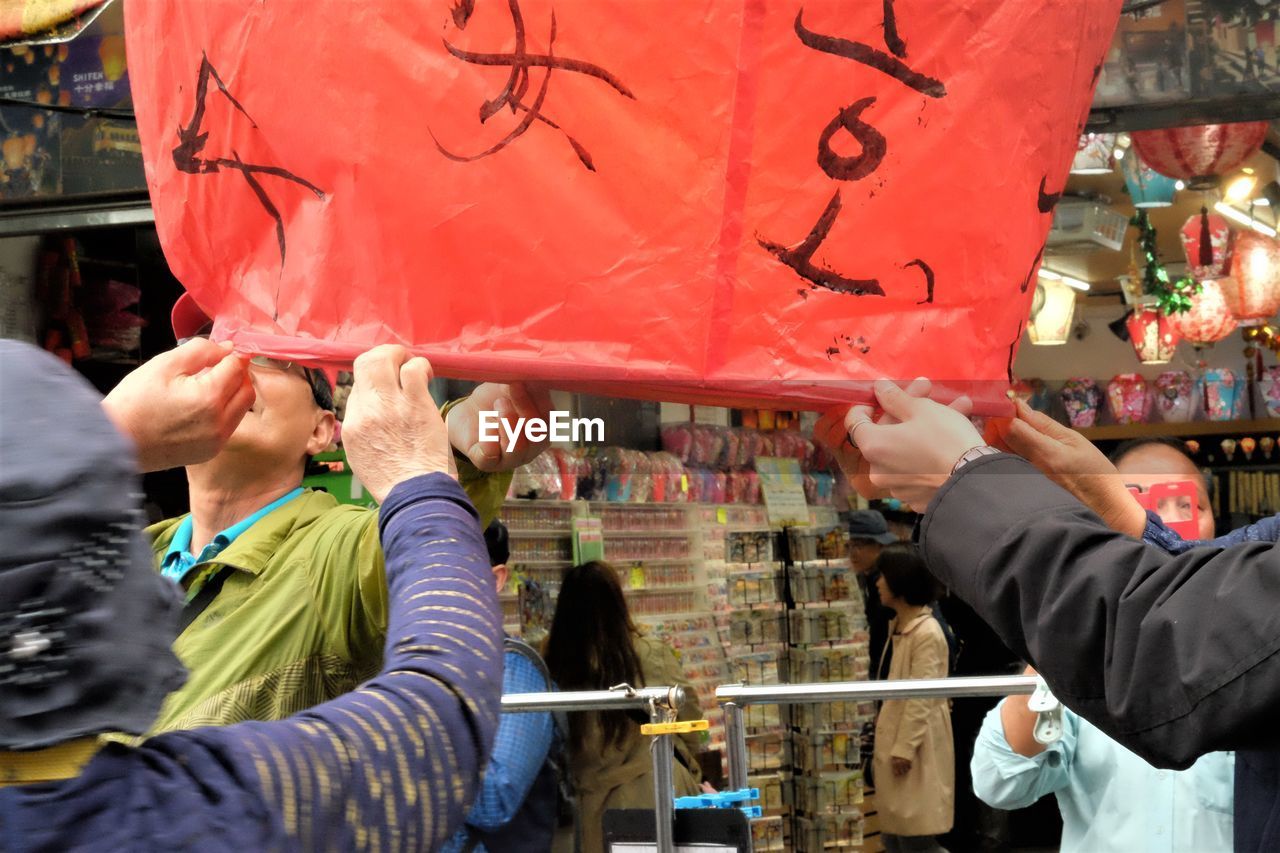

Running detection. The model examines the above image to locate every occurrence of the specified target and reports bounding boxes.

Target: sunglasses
[179,334,334,412]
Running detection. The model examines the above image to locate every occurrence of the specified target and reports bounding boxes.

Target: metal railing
[717,675,1039,790]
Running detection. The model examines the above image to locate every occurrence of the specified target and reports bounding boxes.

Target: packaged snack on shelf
[790,563,856,604]
[787,527,819,562]
[660,424,694,463]
[795,811,864,851]
[725,530,774,563]
[745,731,790,772]
[795,770,864,813]
[797,644,869,683]
[501,500,577,532]
[731,647,788,685]
[794,701,863,732]
[625,588,699,616]
[748,773,788,816]
[729,608,786,646]
[507,452,563,500]
[508,532,573,563]
[789,605,862,645]
[794,731,860,774]
[605,533,693,561]
[649,452,688,502]
[726,569,784,608]
[749,815,786,851]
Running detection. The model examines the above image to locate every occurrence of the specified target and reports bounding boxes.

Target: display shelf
[1078,418,1280,442]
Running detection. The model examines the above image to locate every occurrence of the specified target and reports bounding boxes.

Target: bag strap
[178,566,234,634]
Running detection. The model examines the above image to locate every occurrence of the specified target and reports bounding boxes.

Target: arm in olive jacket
[919,453,1280,769]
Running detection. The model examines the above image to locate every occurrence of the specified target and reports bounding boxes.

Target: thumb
[873,379,922,421]
[165,337,237,375]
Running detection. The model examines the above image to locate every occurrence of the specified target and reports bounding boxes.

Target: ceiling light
[1114,148,1126,161]
[1175,180,1186,191]
[1041,268,1090,291]
[1214,201,1277,238]
[1037,269,1061,281]
[1225,173,1258,203]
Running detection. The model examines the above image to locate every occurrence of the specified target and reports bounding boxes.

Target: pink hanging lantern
[1130,121,1269,190]
[1180,208,1234,280]
[1167,278,1239,345]
[1126,306,1181,364]
[1224,232,1280,326]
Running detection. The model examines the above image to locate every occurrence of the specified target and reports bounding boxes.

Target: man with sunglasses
[140,293,551,735]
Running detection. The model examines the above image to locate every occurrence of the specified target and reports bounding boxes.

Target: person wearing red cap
[137,293,551,736]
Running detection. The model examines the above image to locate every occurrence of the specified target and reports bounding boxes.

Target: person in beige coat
[872,543,955,853]
[544,561,703,852]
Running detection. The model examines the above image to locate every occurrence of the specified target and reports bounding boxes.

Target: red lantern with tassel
[1130,121,1269,190]
[1224,232,1280,325]
[1126,306,1181,364]
[1180,208,1234,279]
[1167,278,1239,345]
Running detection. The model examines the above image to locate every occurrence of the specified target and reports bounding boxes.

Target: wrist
[950,445,1000,475]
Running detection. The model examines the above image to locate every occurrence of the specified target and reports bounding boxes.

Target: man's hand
[446,382,554,472]
[101,338,254,472]
[891,756,912,777]
[851,380,984,511]
[1004,400,1147,537]
[342,346,456,504]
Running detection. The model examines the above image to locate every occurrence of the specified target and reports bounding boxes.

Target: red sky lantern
[1127,306,1181,364]
[1130,122,1269,190]
[1224,232,1280,326]
[1167,278,1239,346]
[1180,208,1234,280]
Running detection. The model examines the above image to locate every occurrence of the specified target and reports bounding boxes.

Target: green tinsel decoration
[1130,209,1200,314]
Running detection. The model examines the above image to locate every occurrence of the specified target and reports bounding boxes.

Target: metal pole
[723,702,750,791]
[716,674,1039,706]
[649,702,676,853]
[502,685,683,713]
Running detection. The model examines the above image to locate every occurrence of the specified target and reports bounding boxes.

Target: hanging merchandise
[1166,278,1239,346]
[1027,281,1076,346]
[1120,147,1176,208]
[1259,366,1280,418]
[1125,306,1180,364]
[1200,368,1242,422]
[1242,437,1257,461]
[1131,210,1199,315]
[1060,377,1102,428]
[1153,370,1194,424]
[1180,209,1234,280]
[1130,122,1269,190]
[1106,373,1150,425]
[1225,232,1280,326]
[1070,133,1117,175]
[121,0,1121,415]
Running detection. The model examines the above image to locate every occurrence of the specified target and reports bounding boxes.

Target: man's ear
[307,410,337,456]
[492,563,510,595]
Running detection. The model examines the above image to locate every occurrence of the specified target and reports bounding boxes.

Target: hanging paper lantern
[1224,232,1280,326]
[1180,208,1234,280]
[1126,306,1181,364]
[1120,148,1176,208]
[1027,281,1076,345]
[1071,133,1117,175]
[1167,278,1239,345]
[1130,121,1269,190]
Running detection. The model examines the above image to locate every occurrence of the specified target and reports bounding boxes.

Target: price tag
[716,507,728,525]
[681,474,689,493]
[629,564,646,590]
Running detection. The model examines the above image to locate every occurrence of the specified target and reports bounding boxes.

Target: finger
[223,380,257,434]
[507,382,553,420]
[873,379,922,421]
[197,349,252,398]
[843,404,875,434]
[949,394,974,417]
[1015,399,1076,440]
[353,344,408,394]
[399,357,435,405]
[167,337,238,374]
[879,377,933,426]
[1004,417,1060,463]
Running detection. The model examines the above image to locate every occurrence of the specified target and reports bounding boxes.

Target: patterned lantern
[1167,278,1239,345]
[1120,148,1176,208]
[1224,232,1280,326]
[1070,133,1117,175]
[1180,208,1234,280]
[1130,121,1269,190]
[1027,281,1075,345]
[1126,306,1181,364]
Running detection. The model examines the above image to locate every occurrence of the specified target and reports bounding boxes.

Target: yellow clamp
[640,719,710,736]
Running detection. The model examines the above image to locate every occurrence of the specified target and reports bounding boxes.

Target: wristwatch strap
[951,445,1001,475]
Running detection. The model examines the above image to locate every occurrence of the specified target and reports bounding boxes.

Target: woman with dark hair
[872,543,954,853]
[544,561,703,852]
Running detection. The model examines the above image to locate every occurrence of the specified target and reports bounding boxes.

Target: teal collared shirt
[161,488,305,583]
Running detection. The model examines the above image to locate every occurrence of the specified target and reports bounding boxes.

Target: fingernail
[874,379,896,394]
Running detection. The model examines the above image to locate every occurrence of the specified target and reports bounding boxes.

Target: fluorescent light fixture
[1255,197,1271,207]
[1225,173,1258,203]
[1039,267,1090,291]
[1214,201,1278,238]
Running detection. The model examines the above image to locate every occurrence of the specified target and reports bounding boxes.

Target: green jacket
[145,460,509,734]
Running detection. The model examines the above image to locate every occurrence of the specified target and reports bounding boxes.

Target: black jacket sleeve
[919,453,1280,769]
